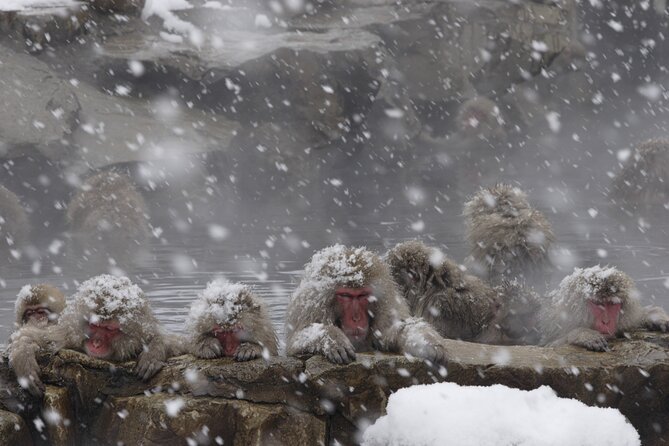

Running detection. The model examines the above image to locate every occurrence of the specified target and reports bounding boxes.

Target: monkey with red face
[540,266,669,351]
[8,275,175,396]
[285,244,448,365]
[186,279,278,361]
[14,284,66,328]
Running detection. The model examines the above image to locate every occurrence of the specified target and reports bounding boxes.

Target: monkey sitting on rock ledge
[186,279,279,361]
[285,244,449,365]
[7,275,177,396]
[540,265,669,351]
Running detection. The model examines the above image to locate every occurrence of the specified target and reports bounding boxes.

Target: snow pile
[303,244,375,288]
[0,0,79,11]
[73,275,145,323]
[362,383,640,446]
[142,0,198,40]
[187,279,249,326]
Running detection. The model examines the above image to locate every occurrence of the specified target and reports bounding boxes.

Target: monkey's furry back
[464,184,554,282]
[610,139,669,213]
[66,170,149,240]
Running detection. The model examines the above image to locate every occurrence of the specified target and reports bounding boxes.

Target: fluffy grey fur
[285,244,448,365]
[387,240,541,345]
[186,282,279,361]
[610,139,669,216]
[0,184,29,252]
[66,170,149,260]
[540,266,669,351]
[464,184,555,286]
[7,275,177,396]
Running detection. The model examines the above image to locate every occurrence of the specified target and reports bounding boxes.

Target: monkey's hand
[565,328,609,352]
[8,341,45,397]
[321,327,357,365]
[193,336,223,359]
[235,343,263,361]
[642,306,669,332]
[399,319,449,365]
[135,348,166,381]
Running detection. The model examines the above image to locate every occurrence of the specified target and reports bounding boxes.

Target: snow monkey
[386,240,541,345]
[540,266,669,351]
[285,245,449,365]
[464,184,555,286]
[610,138,669,217]
[456,97,506,141]
[66,170,149,260]
[186,279,279,361]
[8,275,174,396]
[14,284,66,328]
[0,184,29,254]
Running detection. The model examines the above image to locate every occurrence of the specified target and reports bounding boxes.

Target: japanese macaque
[610,139,669,217]
[540,266,669,351]
[0,184,29,253]
[285,244,448,365]
[14,284,66,328]
[464,184,555,286]
[8,275,174,396]
[456,97,506,141]
[186,279,278,361]
[386,240,541,345]
[66,170,149,262]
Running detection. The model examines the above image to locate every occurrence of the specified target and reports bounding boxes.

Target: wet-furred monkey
[540,266,669,351]
[8,275,175,396]
[186,279,278,361]
[285,244,448,365]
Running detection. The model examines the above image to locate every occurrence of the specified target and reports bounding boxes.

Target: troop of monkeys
[5,182,669,399]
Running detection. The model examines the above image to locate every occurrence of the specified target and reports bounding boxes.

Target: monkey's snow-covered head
[552,265,636,307]
[71,274,147,325]
[186,279,258,332]
[304,244,383,289]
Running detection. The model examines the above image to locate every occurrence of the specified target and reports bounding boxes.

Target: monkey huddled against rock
[539,265,669,351]
[387,240,541,345]
[464,184,555,287]
[285,244,448,365]
[186,279,278,361]
[8,275,176,396]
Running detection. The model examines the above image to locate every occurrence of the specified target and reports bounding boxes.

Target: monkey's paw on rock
[2,332,668,446]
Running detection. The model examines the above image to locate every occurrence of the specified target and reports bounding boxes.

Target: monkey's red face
[588,301,622,336]
[335,287,371,342]
[213,325,242,356]
[85,320,122,359]
[23,305,52,325]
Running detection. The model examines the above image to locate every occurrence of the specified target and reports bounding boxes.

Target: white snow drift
[362,383,640,446]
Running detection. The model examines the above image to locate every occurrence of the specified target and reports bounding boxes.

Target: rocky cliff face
[0,0,578,167]
[1,332,668,445]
